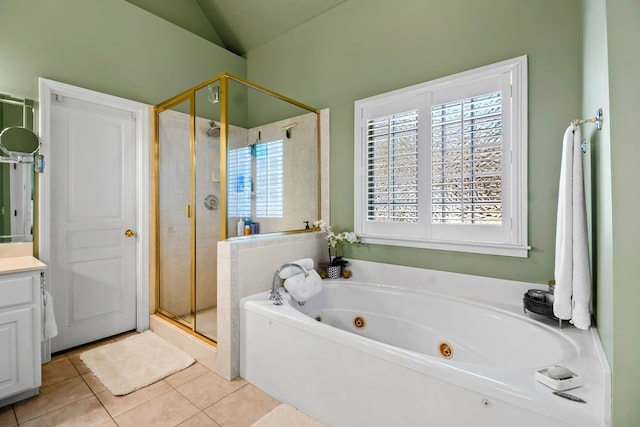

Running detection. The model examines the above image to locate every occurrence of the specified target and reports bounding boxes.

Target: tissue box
[535,367,582,391]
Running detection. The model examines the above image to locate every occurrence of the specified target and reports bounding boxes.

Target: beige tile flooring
[0,332,280,427]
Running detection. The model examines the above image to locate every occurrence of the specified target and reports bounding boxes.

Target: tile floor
[0,332,280,427]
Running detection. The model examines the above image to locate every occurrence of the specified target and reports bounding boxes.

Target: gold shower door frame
[153,73,321,345]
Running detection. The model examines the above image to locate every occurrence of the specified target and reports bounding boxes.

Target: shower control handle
[125,229,136,238]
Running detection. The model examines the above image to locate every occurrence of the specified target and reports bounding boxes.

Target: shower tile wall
[195,117,222,311]
[243,112,319,233]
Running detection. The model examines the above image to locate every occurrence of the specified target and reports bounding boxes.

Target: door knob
[125,229,135,237]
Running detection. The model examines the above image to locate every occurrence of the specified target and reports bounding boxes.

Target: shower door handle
[125,229,136,238]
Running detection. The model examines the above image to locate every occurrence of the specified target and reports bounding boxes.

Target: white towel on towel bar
[553,124,591,330]
[41,289,59,341]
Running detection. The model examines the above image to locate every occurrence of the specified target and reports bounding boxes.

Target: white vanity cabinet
[0,268,43,406]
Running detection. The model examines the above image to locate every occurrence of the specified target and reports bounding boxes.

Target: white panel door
[50,95,137,352]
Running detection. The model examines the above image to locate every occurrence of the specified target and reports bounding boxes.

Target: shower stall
[154,73,321,344]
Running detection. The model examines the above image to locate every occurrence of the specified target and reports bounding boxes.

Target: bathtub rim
[241,282,610,427]
[290,279,584,357]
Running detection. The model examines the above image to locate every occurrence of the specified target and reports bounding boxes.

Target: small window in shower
[227,140,284,218]
[255,140,283,218]
[228,146,252,217]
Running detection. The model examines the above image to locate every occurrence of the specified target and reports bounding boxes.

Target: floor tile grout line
[25,355,100,425]
[14,393,99,426]
[10,405,18,427]
[77,363,119,426]
[108,386,178,423]
[147,367,228,427]
[201,382,250,414]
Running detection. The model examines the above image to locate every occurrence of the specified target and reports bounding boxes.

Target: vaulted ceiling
[125,0,346,57]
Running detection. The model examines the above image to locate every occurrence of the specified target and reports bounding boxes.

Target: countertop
[0,256,46,274]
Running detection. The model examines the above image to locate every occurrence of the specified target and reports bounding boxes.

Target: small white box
[535,366,583,391]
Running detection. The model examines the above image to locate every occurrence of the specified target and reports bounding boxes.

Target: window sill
[360,235,531,258]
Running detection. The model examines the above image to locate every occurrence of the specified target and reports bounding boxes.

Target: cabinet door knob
[125,229,135,237]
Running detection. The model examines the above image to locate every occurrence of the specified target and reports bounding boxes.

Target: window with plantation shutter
[367,110,419,223]
[431,91,503,225]
[354,56,529,257]
[255,140,284,218]
[228,141,284,219]
[227,146,252,217]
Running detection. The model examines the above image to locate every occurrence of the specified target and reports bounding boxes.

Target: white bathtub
[240,265,610,427]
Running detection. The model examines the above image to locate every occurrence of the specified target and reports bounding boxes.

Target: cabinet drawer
[0,276,35,309]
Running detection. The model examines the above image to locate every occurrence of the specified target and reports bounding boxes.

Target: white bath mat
[251,404,326,427]
[80,330,195,396]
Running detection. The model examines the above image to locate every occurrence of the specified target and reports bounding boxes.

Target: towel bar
[571,108,603,153]
[571,108,603,130]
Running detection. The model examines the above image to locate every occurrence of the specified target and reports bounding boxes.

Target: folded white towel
[42,290,59,341]
[284,270,323,303]
[279,258,314,279]
[553,125,591,330]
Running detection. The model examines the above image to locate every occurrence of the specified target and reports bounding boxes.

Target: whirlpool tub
[240,264,610,427]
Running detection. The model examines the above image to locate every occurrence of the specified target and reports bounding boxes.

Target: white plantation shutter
[431,91,503,225]
[355,56,528,257]
[227,147,252,217]
[367,110,419,223]
[228,141,284,219]
[255,141,284,218]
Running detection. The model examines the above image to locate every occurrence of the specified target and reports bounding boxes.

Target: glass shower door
[193,84,221,341]
[158,100,193,328]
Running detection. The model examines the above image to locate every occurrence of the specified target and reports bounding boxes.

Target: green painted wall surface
[247,0,582,284]
[0,0,246,105]
[606,0,640,424]
[582,0,614,370]
[124,0,225,48]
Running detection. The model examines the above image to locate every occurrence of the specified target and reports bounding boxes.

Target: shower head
[208,121,220,138]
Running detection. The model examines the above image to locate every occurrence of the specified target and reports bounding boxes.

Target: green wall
[606,1,640,424]
[583,0,640,423]
[0,0,246,105]
[582,0,614,377]
[247,0,582,284]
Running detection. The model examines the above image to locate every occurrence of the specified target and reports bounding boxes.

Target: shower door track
[155,310,218,347]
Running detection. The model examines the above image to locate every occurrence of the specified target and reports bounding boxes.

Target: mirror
[0,94,37,242]
[0,126,40,156]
